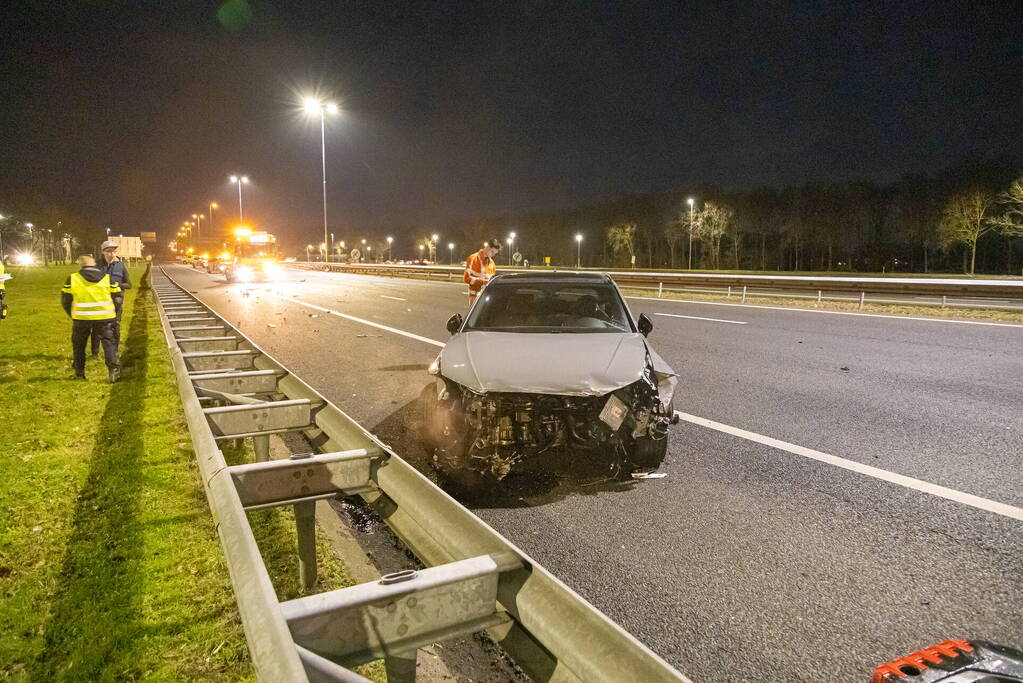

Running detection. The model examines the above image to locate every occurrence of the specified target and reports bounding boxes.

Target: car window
[465,283,631,332]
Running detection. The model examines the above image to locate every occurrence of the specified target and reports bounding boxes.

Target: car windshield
[464,282,632,332]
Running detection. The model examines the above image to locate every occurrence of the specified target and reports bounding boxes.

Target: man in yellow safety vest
[61,254,122,382]
[463,238,501,306]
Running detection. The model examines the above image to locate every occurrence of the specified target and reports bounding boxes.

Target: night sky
[2,1,1022,248]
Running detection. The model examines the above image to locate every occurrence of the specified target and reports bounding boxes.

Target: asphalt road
[163,263,1023,683]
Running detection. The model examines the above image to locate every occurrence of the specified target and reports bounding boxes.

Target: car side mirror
[637,313,653,337]
[446,313,463,335]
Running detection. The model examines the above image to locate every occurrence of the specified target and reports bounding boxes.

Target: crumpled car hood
[440,331,677,399]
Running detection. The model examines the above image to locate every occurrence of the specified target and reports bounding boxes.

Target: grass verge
[0,264,382,681]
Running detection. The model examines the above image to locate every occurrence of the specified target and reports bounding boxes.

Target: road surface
[163,263,1023,683]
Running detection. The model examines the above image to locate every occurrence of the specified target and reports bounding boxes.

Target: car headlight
[236,265,255,282]
[262,263,282,278]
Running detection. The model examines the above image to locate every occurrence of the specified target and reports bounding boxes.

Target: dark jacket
[100,258,131,292]
[61,265,108,317]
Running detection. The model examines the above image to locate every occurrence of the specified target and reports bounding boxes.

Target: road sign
[544,256,551,265]
[141,231,156,244]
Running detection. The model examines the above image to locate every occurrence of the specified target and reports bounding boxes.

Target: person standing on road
[464,238,501,306]
[91,240,131,357]
[62,254,121,383]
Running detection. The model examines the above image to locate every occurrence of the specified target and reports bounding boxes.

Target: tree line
[380,158,1022,275]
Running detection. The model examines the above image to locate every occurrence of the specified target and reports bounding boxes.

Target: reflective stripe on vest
[68,272,116,320]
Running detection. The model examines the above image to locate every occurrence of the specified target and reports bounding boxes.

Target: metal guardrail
[152,269,690,683]
[286,261,1023,305]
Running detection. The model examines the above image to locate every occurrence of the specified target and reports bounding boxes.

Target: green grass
[0,265,383,681]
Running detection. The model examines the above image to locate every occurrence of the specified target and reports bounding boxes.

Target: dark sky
[2,1,1022,247]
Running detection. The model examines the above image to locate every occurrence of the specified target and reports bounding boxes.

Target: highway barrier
[287,261,1023,310]
[153,268,690,683]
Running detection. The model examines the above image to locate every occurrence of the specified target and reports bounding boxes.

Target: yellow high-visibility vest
[62,272,120,320]
[0,260,5,290]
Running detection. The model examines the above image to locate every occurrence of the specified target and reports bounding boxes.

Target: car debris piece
[631,472,667,479]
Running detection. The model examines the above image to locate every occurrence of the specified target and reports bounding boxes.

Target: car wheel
[624,435,668,472]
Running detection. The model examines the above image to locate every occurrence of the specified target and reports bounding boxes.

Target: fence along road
[152,269,690,683]
[288,261,1023,311]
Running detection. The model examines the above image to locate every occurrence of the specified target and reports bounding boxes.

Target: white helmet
[100,240,118,250]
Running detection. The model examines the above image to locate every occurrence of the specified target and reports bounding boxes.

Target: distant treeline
[378,158,1023,275]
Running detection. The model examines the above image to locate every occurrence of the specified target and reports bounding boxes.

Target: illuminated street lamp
[229,175,249,222]
[209,201,218,237]
[508,231,516,265]
[448,242,454,265]
[575,233,583,268]
[366,245,372,262]
[386,236,393,261]
[303,96,340,263]
[687,197,695,270]
[305,244,313,261]
[418,243,424,261]
[430,233,439,262]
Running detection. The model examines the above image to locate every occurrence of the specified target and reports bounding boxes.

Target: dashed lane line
[653,312,747,325]
[380,295,408,301]
[273,294,445,348]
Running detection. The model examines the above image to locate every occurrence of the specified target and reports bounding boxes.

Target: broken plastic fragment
[630,472,667,480]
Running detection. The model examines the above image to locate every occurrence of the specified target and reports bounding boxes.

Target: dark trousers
[90,296,122,354]
[73,320,118,372]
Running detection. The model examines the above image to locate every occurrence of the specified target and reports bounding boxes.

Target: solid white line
[627,295,1023,328]
[654,312,747,325]
[675,411,1023,522]
[272,294,445,348]
[380,295,408,301]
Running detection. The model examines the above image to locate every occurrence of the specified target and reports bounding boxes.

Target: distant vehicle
[222,229,282,283]
[422,271,678,490]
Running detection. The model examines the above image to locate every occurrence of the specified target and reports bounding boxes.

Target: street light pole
[230,176,249,222]
[303,98,339,263]
[386,236,393,261]
[508,231,516,265]
[209,202,218,239]
[448,242,454,265]
[687,197,695,270]
[575,233,583,268]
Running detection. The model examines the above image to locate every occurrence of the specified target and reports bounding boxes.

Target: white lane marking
[272,294,445,348]
[654,312,747,325]
[380,295,408,301]
[627,295,1023,328]
[676,411,1023,522]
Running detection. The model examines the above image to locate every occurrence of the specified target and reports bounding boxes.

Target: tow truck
[222,227,283,283]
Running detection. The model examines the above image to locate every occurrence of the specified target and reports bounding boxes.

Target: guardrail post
[741,286,747,303]
[817,290,822,305]
[727,285,731,297]
[859,292,865,310]
[658,282,663,298]
[941,295,947,308]
[253,434,270,462]
[384,651,417,683]
[295,499,318,590]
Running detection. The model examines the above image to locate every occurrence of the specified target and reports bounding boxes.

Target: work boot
[108,367,121,384]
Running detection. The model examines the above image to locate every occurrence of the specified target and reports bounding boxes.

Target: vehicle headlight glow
[262,263,282,278]
[15,252,36,266]
[236,265,255,282]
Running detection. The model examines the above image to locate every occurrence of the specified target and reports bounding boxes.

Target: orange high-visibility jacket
[464,249,496,294]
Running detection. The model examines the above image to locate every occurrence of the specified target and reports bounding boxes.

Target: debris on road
[356,334,382,338]
[267,323,277,328]
[840,366,850,372]
[630,472,667,480]
[309,313,320,318]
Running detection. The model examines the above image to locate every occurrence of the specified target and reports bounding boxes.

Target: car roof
[489,271,613,285]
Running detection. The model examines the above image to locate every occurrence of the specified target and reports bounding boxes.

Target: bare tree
[988,176,1023,238]
[939,191,992,275]
[664,208,687,268]
[693,202,733,269]
[606,222,637,267]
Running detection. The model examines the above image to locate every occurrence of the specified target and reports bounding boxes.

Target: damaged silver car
[423,272,678,489]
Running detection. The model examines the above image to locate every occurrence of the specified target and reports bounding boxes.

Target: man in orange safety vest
[463,238,501,306]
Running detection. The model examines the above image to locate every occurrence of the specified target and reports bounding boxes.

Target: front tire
[624,435,668,472]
